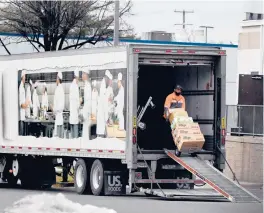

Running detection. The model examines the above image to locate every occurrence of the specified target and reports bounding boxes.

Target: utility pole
[113,0,120,46]
[174,9,194,29]
[200,25,214,43]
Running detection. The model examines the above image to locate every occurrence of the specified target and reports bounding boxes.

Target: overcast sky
[124,0,263,43]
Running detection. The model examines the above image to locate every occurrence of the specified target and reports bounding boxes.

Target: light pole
[199,25,214,43]
[174,10,194,29]
[113,0,120,46]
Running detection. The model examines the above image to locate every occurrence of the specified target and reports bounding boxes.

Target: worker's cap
[43,82,47,87]
[29,79,33,86]
[57,72,63,80]
[117,73,122,81]
[21,70,26,78]
[74,70,79,78]
[82,68,90,75]
[92,80,97,87]
[175,84,183,90]
[105,70,111,79]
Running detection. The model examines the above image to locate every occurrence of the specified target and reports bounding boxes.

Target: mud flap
[104,171,126,195]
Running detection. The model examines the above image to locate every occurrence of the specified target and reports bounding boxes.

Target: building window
[249,13,254,20]
[257,13,263,20]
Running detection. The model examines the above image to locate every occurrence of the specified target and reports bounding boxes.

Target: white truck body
[0,43,237,199]
[0,47,127,159]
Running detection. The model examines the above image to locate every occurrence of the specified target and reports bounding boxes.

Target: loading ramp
[160,149,261,203]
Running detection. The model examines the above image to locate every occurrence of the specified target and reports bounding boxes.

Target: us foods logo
[108,175,122,192]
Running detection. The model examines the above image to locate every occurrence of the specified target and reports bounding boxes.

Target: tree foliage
[0,1,133,52]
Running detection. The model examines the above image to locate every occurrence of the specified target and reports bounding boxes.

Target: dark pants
[31,123,42,138]
[71,124,79,138]
[57,125,64,138]
[19,121,25,136]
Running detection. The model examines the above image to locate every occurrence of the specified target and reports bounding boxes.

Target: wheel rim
[12,159,19,177]
[92,166,101,189]
[76,165,84,188]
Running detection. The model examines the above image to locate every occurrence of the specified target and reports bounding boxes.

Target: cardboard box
[171,116,193,125]
[174,122,200,130]
[170,117,193,130]
[174,133,205,152]
[169,109,188,123]
[173,128,201,138]
[106,125,126,138]
[169,108,187,113]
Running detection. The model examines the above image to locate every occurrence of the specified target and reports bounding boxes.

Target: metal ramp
[141,188,228,201]
[164,149,261,203]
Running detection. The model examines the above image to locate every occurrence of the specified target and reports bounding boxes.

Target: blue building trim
[0,31,238,48]
[116,38,238,48]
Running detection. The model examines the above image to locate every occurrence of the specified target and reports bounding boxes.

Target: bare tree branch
[0,37,11,55]
[0,0,133,51]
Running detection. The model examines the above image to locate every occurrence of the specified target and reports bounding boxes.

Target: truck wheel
[6,159,19,187]
[74,159,91,194]
[90,159,104,196]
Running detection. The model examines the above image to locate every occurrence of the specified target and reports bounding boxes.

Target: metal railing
[226,105,263,137]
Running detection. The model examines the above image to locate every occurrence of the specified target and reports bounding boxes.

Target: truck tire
[5,159,19,187]
[74,159,91,194]
[90,159,104,196]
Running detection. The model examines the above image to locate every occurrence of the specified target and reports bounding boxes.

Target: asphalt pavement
[0,184,262,213]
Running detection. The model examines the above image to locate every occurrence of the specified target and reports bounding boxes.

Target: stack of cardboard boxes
[169,108,205,153]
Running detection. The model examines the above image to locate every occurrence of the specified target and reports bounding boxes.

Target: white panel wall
[1,50,127,72]
[237,49,262,75]
[225,48,238,105]
[2,69,19,140]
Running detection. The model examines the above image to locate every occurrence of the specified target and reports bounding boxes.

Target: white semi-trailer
[0,44,260,202]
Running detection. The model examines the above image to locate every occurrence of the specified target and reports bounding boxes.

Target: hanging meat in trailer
[0,44,260,202]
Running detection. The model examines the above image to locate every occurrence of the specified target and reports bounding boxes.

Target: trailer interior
[137,57,221,154]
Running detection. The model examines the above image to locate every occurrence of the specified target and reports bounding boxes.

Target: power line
[174,9,194,29]
[199,25,214,43]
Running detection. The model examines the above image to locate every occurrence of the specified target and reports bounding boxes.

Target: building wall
[237,20,264,75]
[224,136,263,183]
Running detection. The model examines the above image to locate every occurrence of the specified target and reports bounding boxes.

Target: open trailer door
[130,45,227,165]
[125,44,237,195]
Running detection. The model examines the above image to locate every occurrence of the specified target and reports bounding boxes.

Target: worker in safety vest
[164,85,185,120]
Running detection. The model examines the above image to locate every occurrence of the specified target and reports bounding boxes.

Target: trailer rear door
[126,44,226,171]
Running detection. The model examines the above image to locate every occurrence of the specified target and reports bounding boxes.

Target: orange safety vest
[163,92,185,118]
